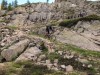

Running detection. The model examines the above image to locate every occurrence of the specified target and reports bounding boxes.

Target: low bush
[19,64,53,75]
[46,52,60,62]
[59,14,100,28]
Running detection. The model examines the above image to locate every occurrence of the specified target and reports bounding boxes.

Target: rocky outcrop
[0,1,99,26]
[56,20,100,51]
[15,47,41,62]
[56,29,100,51]
[1,39,30,61]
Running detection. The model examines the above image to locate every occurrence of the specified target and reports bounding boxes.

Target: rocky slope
[0,1,100,26]
[0,1,100,75]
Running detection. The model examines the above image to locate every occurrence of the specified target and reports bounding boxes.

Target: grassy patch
[14,61,62,75]
[40,42,48,52]
[6,25,19,30]
[66,44,100,58]
[59,14,100,28]
[0,20,9,23]
[56,42,100,58]
[46,52,60,62]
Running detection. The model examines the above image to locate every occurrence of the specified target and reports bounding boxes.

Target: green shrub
[19,64,53,75]
[59,14,100,28]
[59,19,79,28]
[47,52,60,62]
[6,26,18,30]
[66,44,100,58]
[40,42,48,52]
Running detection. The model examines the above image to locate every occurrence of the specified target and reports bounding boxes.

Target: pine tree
[12,1,15,7]
[27,0,30,5]
[1,0,5,10]
[8,3,12,11]
[47,0,49,3]
[5,0,8,9]
[1,0,8,10]
[14,0,18,7]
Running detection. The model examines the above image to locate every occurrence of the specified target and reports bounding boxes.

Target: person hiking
[45,24,54,38]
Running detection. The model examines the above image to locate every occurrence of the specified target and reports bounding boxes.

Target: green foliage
[59,15,100,28]
[7,3,13,11]
[14,0,18,7]
[51,71,65,75]
[66,44,100,58]
[47,0,49,3]
[46,52,60,62]
[27,0,30,5]
[40,42,48,52]
[0,20,9,23]
[6,25,18,30]
[1,0,8,10]
[59,19,79,28]
[19,63,53,75]
[1,0,18,10]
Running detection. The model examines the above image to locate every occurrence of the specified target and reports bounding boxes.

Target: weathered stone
[56,29,100,51]
[58,51,63,55]
[1,39,30,61]
[66,65,73,72]
[61,65,66,69]
[39,54,46,60]
[88,64,92,68]
[15,47,41,62]
[46,59,51,65]
[0,10,6,17]
[78,58,89,64]
[52,67,59,71]
[47,64,53,69]
[64,54,74,59]
[54,59,58,63]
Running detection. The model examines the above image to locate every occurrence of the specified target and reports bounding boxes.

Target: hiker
[46,25,54,38]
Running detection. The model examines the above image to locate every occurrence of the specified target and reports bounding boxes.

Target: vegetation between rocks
[59,14,100,28]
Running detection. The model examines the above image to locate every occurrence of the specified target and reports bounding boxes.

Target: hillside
[0,1,100,75]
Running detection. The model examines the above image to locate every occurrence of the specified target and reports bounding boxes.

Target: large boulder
[1,39,30,61]
[15,47,41,62]
[0,10,6,17]
[56,29,100,51]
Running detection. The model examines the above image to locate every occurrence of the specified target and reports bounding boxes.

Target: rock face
[15,47,41,62]
[56,20,100,51]
[0,1,99,26]
[1,39,30,61]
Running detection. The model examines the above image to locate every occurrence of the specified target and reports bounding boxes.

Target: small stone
[61,65,66,69]
[64,54,74,59]
[47,64,53,69]
[54,59,58,63]
[88,64,92,68]
[66,65,73,72]
[78,58,89,64]
[82,64,86,67]
[37,58,41,62]
[0,43,5,47]
[58,51,63,55]
[46,60,51,65]
[53,63,58,67]
[39,54,46,60]
[52,67,59,71]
